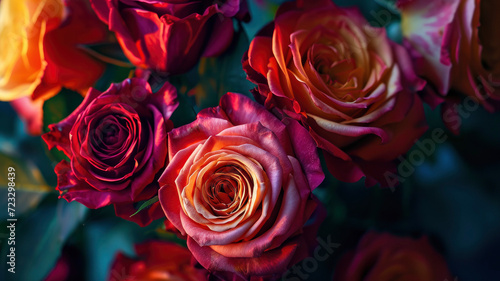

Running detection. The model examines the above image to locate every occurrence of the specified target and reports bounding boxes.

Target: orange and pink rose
[399,0,500,114]
[243,0,428,186]
[159,93,324,278]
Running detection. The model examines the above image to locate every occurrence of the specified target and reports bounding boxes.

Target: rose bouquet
[1,0,499,280]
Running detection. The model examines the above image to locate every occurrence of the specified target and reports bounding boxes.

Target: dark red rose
[43,78,178,226]
[89,0,249,74]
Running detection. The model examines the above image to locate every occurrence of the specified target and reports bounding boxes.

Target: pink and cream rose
[399,0,500,114]
[159,93,324,278]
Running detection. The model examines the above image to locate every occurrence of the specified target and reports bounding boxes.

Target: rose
[90,0,249,75]
[108,241,208,281]
[334,232,453,281]
[0,0,109,134]
[243,0,428,186]
[43,78,178,226]
[0,0,64,102]
[399,0,500,116]
[10,97,44,135]
[158,93,324,278]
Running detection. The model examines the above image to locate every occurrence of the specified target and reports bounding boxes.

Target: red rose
[159,93,324,278]
[90,0,249,74]
[334,232,453,281]
[243,0,428,186]
[43,78,178,226]
[108,241,208,281]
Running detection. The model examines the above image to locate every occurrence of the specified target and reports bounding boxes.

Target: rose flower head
[243,0,428,187]
[0,0,109,134]
[334,232,453,281]
[90,0,250,75]
[43,78,178,226]
[159,93,325,279]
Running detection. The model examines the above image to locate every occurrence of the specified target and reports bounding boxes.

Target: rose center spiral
[203,164,251,213]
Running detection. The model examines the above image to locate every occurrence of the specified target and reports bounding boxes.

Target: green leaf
[129,196,159,217]
[0,196,88,281]
[242,0,280,39]
[168,87,198,128]
[83,219,160,281]
[167,25,255,126]
[92,63,134,93]
[80,42,133,68]
[186,27,255,111]
[0,152,52,220]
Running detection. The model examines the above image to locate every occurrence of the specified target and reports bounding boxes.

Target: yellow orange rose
[243,0,427,186]
[0,0,109,134]
[0,0,64,101]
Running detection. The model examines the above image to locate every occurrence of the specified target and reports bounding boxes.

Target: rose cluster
[3,0,489,278]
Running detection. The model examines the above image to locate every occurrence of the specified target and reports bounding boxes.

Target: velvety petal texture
[108,241,208,281]
[334,232,453,281]
[399,0,500,113]
[89,0,249,75]
[158,93,324,278]
[43,78,178,226]
[243,0,428,187]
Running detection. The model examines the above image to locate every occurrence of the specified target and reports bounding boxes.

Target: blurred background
[1,0,500,280]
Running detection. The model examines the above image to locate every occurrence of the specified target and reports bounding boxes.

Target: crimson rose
[243,0,428,186]
[43,78,178,226]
